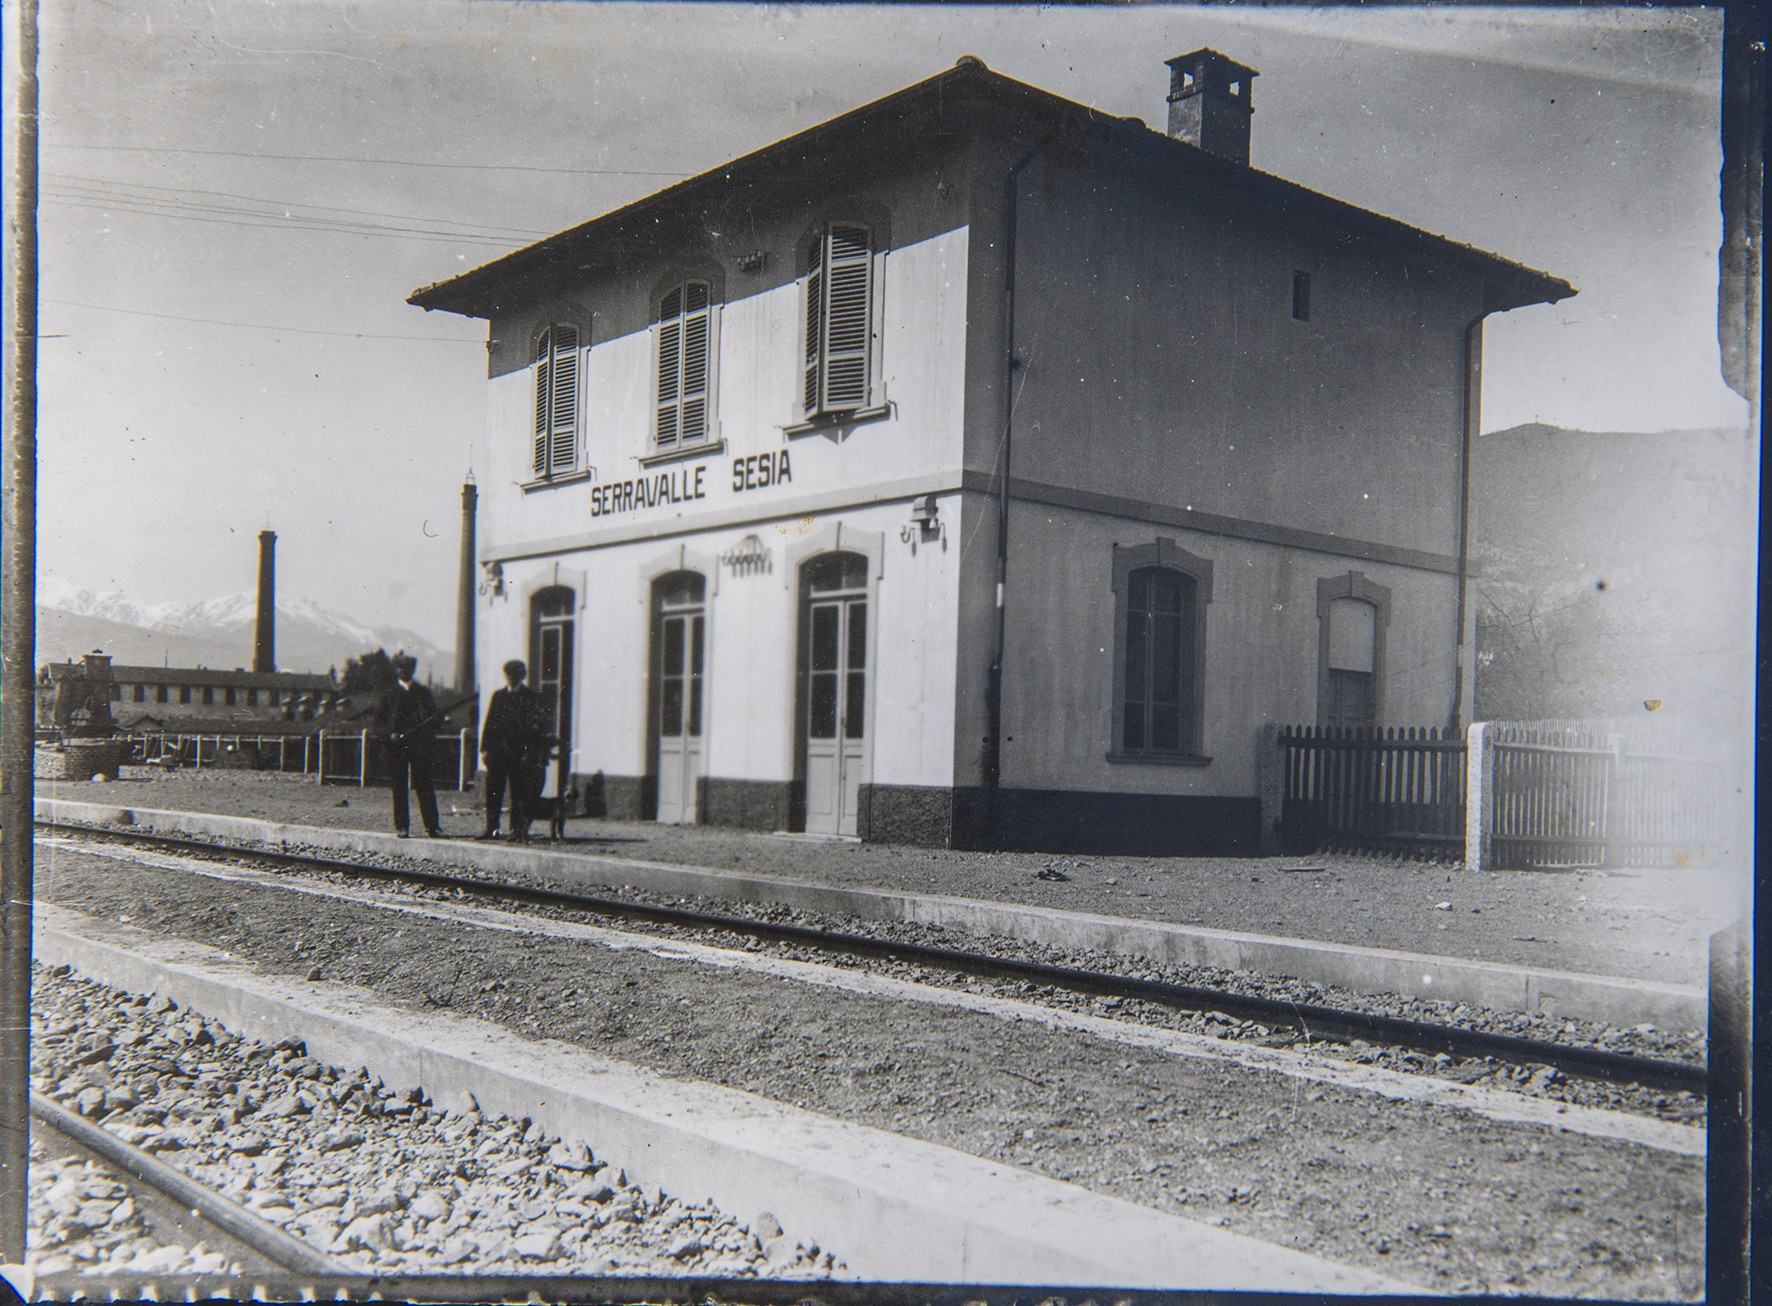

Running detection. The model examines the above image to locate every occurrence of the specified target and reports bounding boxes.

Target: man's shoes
[395,830,411,839]
[477,829,501,840]
[424,829,444,839]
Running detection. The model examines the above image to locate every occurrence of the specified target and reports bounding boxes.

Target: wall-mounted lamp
[480,561,505,599]
[900,494,947,554]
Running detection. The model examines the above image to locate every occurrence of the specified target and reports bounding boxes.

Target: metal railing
[316,730,476,791]
[126,730,476,791]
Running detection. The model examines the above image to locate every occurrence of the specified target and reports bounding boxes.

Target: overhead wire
[42,298,484,343]
[44,191,540,247]
[53,142,692,177]
[44,172,557,240]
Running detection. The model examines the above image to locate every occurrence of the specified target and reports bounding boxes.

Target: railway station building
[409,51,1572,854]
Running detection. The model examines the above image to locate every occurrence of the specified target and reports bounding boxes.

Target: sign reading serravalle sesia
[590,452,793,519]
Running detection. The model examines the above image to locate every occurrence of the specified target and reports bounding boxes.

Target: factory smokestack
[455,480,477,693]
[254,530,276,673]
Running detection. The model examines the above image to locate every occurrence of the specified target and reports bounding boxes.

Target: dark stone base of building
[586,773,1257,855]
[592,773,649,821]
[860,783,1260,857]
[700,778,797,831]
[578,773,798,829]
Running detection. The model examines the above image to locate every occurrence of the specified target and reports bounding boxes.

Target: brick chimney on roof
[1165,48,1258,165]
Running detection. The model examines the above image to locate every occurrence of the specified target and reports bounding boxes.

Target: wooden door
[801,554,868,835]
[651,573,705,824]
[531,586,575,750]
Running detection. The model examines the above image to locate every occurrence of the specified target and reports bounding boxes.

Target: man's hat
[392,652,418,676]
[503,659,527,680]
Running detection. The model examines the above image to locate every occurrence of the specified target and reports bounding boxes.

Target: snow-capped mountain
[36,576,452,681]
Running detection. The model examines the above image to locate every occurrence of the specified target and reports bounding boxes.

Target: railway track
[37,820,1708,1096]
[30,1090,343,1277]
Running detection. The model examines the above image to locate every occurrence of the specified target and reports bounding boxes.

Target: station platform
[33,768,1741,1028]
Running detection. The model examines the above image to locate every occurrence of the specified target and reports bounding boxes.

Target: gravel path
[41,843,1706,1298]
[28,965,837,1280]
[40,769,1746,986]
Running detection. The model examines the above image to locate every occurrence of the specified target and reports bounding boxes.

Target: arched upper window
[1109,539,1213,762]
[1316,571,1391,730]
[533,324,581,478]
[802,224,874,419]
[656,281,714,450]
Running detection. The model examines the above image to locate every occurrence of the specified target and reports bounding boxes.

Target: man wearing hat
[379,652,444,838]
[478,659,546,840]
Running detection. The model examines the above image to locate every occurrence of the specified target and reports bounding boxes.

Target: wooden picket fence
[1277,725,1466,858]
[1488,722,1720,869]
[1277,720,1723,867]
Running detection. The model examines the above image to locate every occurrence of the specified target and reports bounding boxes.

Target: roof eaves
[408,59,1035,319]
[409,58,1572,319]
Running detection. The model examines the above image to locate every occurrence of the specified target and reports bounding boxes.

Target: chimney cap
[1165,48,1259,102]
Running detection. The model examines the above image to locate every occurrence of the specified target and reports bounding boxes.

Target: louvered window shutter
[533,325,581,477]
[802,260,823,413]
[804,225,872,417]
[681,282,710,445]
[547,325,579,473]
[656,282,711,449]
[533,329,553,476]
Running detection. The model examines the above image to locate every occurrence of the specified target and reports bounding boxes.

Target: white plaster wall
[999,503,1459,796]
[479,499,959,792]
[476,227,969,560]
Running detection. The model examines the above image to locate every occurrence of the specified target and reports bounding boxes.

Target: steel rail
[17,1270,1267,1304]
[29,1091,348,1275]
[39,820,1708,1095]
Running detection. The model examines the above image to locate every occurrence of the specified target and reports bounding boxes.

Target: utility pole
[1,0,41,1264]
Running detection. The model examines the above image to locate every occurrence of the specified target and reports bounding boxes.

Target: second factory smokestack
[254,530,276,673]
[455,480,476,693]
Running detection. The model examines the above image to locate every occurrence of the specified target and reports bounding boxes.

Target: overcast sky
[30,2,1744,645]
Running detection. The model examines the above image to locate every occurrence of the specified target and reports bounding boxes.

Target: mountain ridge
[35,575,452,681]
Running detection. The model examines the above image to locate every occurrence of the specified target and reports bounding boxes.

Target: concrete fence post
[1464,720,1494,870]
[315,731,325,784]
[1256,723,1286,855]
[358,730,369,788]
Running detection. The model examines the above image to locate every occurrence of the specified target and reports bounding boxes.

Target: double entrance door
[650,572,705,825]
[645,553,872,835]
[800,552,869,836]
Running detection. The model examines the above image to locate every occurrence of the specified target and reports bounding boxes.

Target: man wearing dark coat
[478,659,546,840]
[379,652,443,838]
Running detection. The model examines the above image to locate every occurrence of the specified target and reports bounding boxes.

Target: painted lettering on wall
[589,465,707,518]
[733,451,792,492]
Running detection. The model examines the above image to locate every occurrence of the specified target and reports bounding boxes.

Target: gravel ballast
[29,965,837,1281]
[37,842,1706,1298]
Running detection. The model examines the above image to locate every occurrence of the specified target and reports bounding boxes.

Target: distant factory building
[410,52,1571,853]
[37,658,342,734]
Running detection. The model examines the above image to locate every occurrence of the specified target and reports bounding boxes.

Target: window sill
[1105,751,1213,767]
[782,402,892,438]
[521,469,592,493]
[639,440,725,468]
